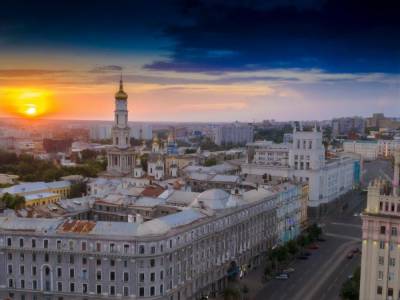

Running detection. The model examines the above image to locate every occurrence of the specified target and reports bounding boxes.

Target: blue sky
[0,0,399,121]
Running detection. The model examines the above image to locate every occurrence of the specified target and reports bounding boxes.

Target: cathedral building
[106,77,136,176]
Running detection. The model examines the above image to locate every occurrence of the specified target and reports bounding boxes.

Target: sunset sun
[1,88,54,118]
[24,105,38,116]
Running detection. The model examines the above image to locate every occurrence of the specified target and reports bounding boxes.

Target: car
[352,247,360,254]
[283,268,295,273]
[317,237,326,242]
[346,252,354,259]
[353,213,359,217]
[347,274,354,280]
[297,255,308,260]
[308,244,319,250]
[275,273,289,280]
[303,251,312,256]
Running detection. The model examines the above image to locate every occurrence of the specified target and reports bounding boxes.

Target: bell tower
[106,76,136,176]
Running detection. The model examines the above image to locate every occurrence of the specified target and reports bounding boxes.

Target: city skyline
[0,0,399,122]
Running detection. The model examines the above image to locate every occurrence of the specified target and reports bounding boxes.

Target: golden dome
[115,89,128,100]
[115,76,128,100]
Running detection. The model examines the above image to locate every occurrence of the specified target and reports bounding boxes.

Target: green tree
[69,182,87,198]
[0,193,26,209]
[286,239,299,256]
[340,267,360,300]
[204,157,217,166]
[223,287,241,300]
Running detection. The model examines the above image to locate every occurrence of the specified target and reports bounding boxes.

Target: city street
[252,159,392,300]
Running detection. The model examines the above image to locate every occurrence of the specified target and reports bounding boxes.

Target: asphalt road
[254,193,363,300]
[362,159,393,188]
[252,159,392,300]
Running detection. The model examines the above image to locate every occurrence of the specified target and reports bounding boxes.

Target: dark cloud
[89,65,123,73]
[145,0,400,73]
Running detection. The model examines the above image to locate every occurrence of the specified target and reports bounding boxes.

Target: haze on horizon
[0,0,399,122]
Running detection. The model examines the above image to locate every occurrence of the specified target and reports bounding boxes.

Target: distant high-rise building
[89,124,112,140]
[214,122,254,146]
[331,116,365,137]
[130,123,152,140]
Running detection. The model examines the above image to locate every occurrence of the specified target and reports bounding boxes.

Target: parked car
[317,237,326,242]
[308,244,319,250]
[346,252,354,259]
[275,273,289,280]
[283,268,295,273]
[352,247,360,254]
[303,252,312,256]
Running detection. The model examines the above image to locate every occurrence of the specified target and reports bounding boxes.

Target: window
[150,272,155,282]
[32,266,36,276]
[57,240,62,249]
[96,242,101,252]
[69,268,75,278]
[31,239,36,248]
[160,284,164,295]
[388,272,394,281]
[57,267,62,277]
[392,227,397,236]
[69,241,74,251]
[96,259,101,266]
[139,273,145,282]
[20,279,25,289]
[8,253,12,260]
[43,239,48,249]
[377,286,383,295]
[378,271,383,280]
[8,264,12,274]
[150,286,155,296]
[96,270,102,281]
[20,265,24,275]
[160,270,164,280]
[81,241,87,251]
[32,280,37,290]
[110,271,115,281]
[123,286,129,297]
[379,240,385,249]
[32,253,36,262]
[139,287,144,297]
[20,253,24,262]
[110,259,115,267]
[389,257,395,267]
[69,255,74,264]
[388,288,393,297]
[139,245,145,254]
[82,269,87,280]
[110,243,115,252]
[124,244,129,254]
[110,286,115,296]
[124,260,128,268]
[378,256,384,265]
[150,259,155,267]
[83,283,88,294]
[96,285,102,294]
[19,238,24,248]
[123,272,129,282]
[151,246,156,254]
[57,254,61,264]
[82,257,87,265]
[7,237,11,247]
[380,226,386,234]
[57,282,62,292]
[44,253,49,262]
[8,279,13,288]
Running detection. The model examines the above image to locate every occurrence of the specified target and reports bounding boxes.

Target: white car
[275,273,289,280]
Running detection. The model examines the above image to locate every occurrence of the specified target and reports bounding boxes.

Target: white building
[343,139,400,160]
[242,126,361,213]
[213,122,254,146]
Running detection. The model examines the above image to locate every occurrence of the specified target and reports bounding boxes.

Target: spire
[119,73,124,91]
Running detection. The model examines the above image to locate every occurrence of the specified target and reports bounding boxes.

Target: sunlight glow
[0,88,53,118]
